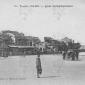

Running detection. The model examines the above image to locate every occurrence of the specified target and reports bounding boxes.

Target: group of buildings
[0,30,81,57]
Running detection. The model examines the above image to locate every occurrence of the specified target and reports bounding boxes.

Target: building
[0,34,10,57]
[0,30,41,56]
[44,37,62,53]
[61,37,73,46]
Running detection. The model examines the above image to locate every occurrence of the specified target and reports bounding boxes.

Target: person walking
[36,49,42,78]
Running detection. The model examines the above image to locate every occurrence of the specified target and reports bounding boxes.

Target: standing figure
[36,49,42,78]
[75,50,79,60]
[62,51,66,60]
[71,51,76,61]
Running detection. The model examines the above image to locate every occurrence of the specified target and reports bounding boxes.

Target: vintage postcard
[0,0,84,85]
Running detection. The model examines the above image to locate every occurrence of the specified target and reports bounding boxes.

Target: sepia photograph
[0,0,85,85]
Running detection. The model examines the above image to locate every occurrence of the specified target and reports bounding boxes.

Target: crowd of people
[62,49,79,61]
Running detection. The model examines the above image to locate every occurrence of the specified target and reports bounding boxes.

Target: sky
[0,0,85,44]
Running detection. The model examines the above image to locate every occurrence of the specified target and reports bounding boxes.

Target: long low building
[8,45,36,56]
[0,30,41,57]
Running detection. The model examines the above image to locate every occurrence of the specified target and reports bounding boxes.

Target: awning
[8,45,35,48]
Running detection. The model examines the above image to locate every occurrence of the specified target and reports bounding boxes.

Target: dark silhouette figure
[75,50,79,60]
[71,51,75,61]
[62,51,66,60]
[36,49,42,78]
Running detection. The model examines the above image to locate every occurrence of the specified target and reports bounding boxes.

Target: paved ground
[0,53,85,85]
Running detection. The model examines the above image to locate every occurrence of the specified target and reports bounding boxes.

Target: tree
[0,33,13,45]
